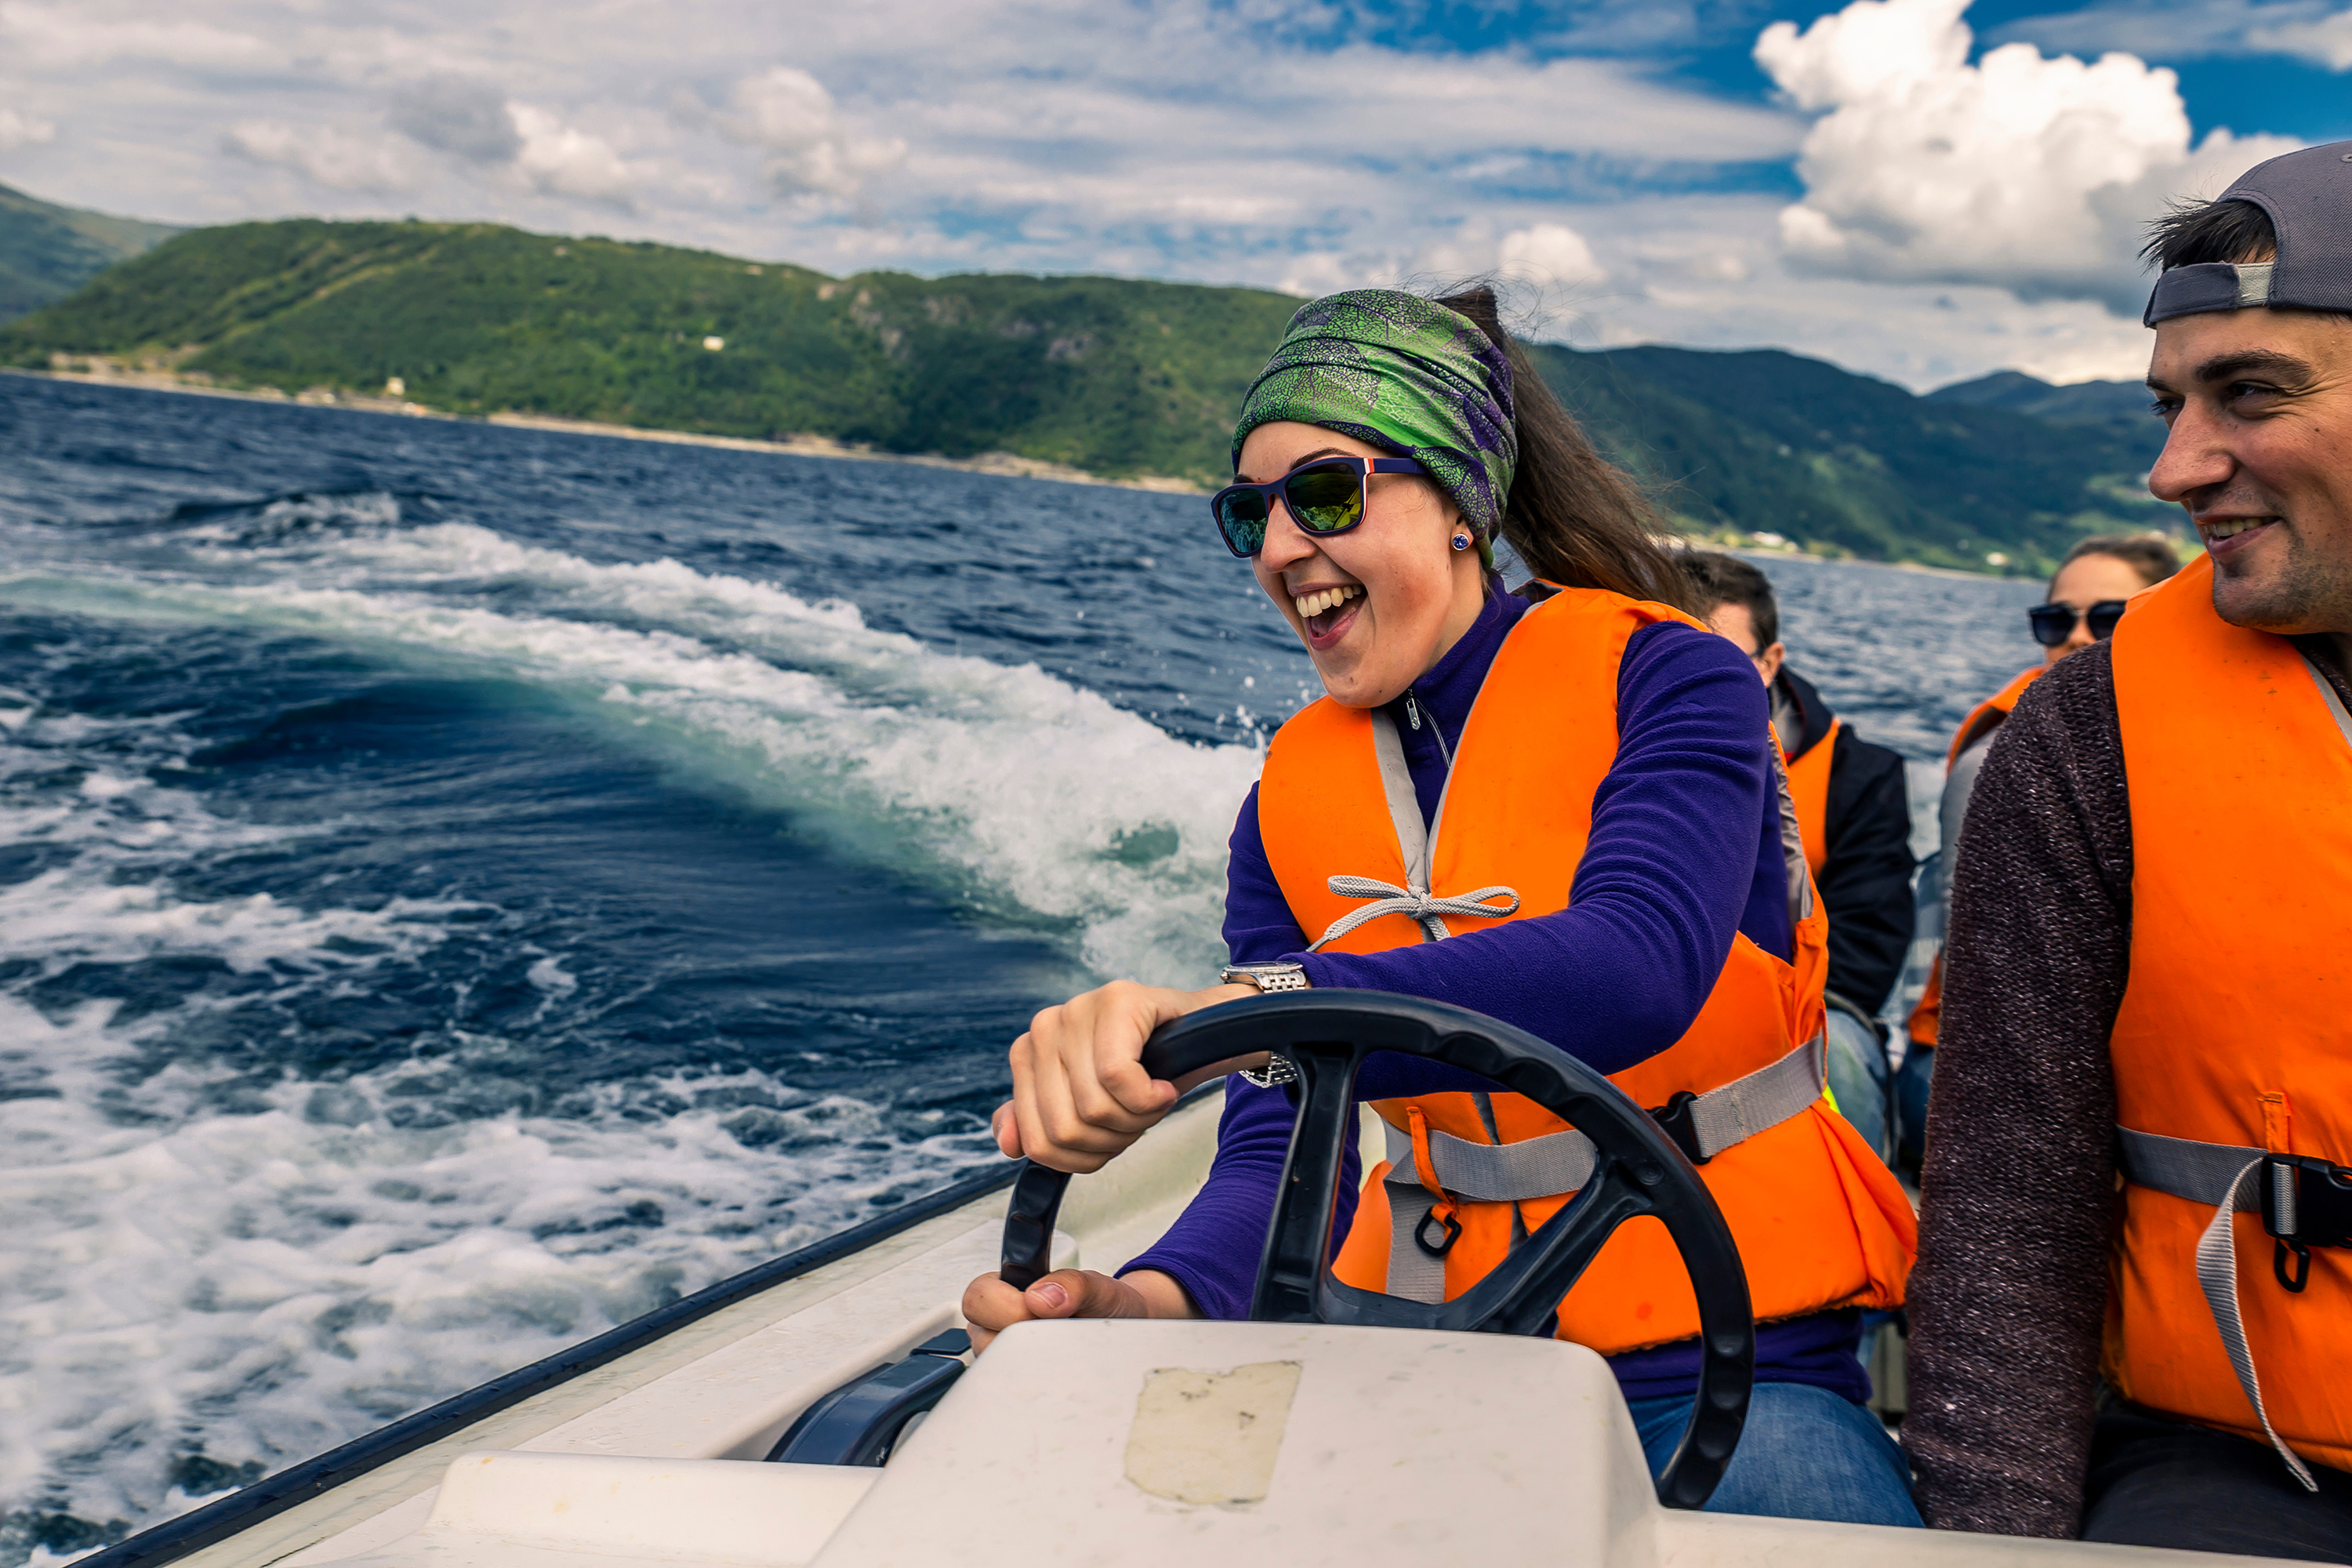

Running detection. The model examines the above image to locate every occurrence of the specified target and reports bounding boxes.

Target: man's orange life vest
[2104,554,2352,1475]
[1908,663,2047,1048]
[1257,586,1915,1355]
[1785,714,1840,877]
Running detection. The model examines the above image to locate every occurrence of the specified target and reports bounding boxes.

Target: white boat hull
[127,1096,2309,1568]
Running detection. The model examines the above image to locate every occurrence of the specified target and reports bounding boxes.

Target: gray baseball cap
[2143,140,2352,327]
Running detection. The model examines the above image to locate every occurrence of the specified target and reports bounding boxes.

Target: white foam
[0,518,1275,1557]
[0,989,993,1542]
[0,732,464,994]
[96,521,1267,986]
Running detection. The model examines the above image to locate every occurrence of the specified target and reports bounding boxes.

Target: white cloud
[223,121,419,194]
[509,106,641,204]
[1993,2,2352,74]
[0,3,276,71]
[2244,6,2352,67]
[1755,0,2299,314]
[0,105,54,152]
[0,0,2267,391]
[1500,223,1608,289]
[722,67,903,201]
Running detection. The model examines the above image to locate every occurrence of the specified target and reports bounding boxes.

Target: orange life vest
[1258,586,1915,1354]
[1908,663,2047,1047]
[1946,664,2043,768]
[1785,714,1840,878]
[2104,554,2352,1474]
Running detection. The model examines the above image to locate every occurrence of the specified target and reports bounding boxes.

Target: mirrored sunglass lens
[2088,602,2127,640]
[1215,491,1269,554]
[1283,466,1363,533]
[2027,605,2074,647]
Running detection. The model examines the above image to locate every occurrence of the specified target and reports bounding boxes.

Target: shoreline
[5,365,1206,496]
[9,366,2044,578]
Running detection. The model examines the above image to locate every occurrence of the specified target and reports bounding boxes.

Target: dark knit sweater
[1905,634,2352,1538]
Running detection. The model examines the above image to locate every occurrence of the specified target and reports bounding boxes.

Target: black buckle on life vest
[2261,1154,2352,1294]
[1650,1091,1709,1167]
[1413,1206,1462,1258]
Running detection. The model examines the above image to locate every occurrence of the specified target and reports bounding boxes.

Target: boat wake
[0,485,1265,1563]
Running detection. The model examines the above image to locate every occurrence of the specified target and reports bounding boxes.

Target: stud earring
[1451,532,1473,552]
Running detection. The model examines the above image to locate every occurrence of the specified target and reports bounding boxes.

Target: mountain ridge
[1,215,2180,575]
[0,181,183,323]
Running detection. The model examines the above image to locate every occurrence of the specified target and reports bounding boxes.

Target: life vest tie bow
[1310,874,1520,949]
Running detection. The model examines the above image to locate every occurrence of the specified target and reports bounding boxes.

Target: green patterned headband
[1231,290,1518,554]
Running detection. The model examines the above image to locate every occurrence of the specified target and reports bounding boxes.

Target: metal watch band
[1221,963,1309,993]
[1219,964,1306,1087]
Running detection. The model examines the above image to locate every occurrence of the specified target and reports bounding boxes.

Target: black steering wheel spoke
[1249,1037,1370,1323]
[996,990,1754,1509]
[1440,1161,1654,1337]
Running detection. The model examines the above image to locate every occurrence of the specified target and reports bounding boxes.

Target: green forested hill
[1541,346,2170,571]
[0,219,1301,485]
[2,216,2177,572]
[0,182,183,322]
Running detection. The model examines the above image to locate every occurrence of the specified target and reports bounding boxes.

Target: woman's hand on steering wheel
[996,979,1262,1172]
[960,1265,1199,1353]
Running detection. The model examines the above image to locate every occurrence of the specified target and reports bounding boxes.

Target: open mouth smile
[1291,583,1363,645]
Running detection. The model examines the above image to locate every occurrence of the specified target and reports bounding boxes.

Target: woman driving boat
[962,288,1919,1525]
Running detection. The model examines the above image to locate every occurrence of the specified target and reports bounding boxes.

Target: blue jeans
[1625,1381,1921,1527]
[1823,1007,1893,1162]
[1896,1044,1935,1171]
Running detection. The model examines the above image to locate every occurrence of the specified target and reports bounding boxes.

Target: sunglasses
[2028,599,2129,648]
[1209,456,1428,558]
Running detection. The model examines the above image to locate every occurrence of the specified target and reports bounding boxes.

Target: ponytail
[1434,287,1695,613]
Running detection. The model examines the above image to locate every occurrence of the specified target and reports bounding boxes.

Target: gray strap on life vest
[1309,709,1520,949]
[2114,1127,2318,1490]
[1383,1117,1602,1203]
[1377,1033,1827,1303]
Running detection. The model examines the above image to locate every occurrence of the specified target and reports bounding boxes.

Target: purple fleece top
[1123,583,1870,1404]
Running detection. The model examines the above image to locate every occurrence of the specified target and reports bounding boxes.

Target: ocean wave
[0,985,991,1559]
[0,689,1004,1556]
[164,487,414,546]
[28,521,1266,987]
[0,514,1268,1561]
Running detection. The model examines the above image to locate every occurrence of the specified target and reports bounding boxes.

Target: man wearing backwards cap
[1904,142,2352,1557]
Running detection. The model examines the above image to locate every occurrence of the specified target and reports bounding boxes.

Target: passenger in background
[1682,551,1914,1160]
[1898,532,2181,1167]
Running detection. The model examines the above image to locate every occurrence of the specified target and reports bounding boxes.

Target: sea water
[0,373,2045,1563]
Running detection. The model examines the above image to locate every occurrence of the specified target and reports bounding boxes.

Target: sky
[1,0,2347,390]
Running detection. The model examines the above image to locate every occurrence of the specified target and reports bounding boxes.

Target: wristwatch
[1219,964,1308,1086]
[1220,962,1310,994]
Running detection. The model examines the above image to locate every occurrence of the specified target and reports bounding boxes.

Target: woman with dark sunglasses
[962,286,1919,1526]
[1898,535,2182,1164]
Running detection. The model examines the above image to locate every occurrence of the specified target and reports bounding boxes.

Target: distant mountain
[0,218,1301,487]
[1929,368,2154,426]
[1926,368,2164,483]
[0,182,182,323]
[2,216,2179,573]
[1544,347,2173,572]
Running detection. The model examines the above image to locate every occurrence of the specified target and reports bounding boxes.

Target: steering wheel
[996,989,1755,1511]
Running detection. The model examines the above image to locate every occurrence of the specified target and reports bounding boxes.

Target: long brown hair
[1435,286,1693,611]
